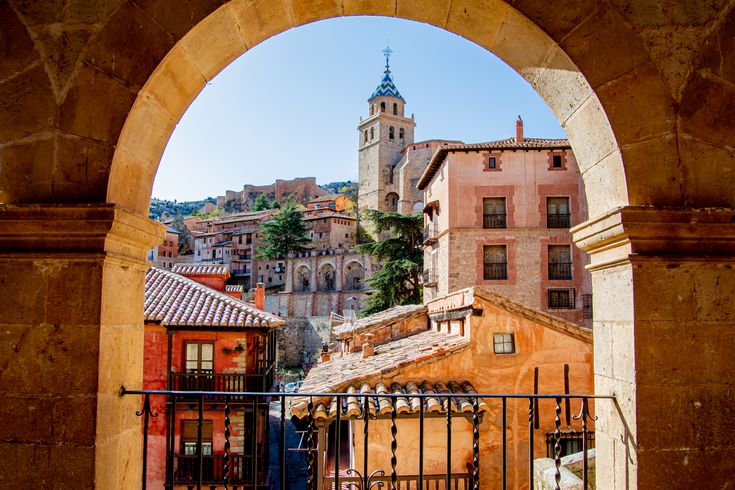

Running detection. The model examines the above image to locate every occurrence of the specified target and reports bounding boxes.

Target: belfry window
[370,127,374,140]
[380,102,385,112]
[393,103,398,115]
[399,128,404,139]
[364,130,368,143]
[389,126,395,140]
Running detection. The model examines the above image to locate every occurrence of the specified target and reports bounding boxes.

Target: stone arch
[1,2,734,488]
[385,192,399,212]
[317,262,336,291]
[294,264,311,292]
[343,260,365,291]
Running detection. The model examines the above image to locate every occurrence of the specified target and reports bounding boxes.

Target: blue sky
[152,16,566,202]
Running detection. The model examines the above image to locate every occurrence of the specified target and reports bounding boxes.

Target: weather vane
[383,43,393,74]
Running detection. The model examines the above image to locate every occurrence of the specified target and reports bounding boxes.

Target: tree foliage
[256,200,311,259]
[356,209,423,316]
[251,194,279,212]
[170,214,193,255]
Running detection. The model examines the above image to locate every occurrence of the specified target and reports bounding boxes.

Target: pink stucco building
[417,118,592,327]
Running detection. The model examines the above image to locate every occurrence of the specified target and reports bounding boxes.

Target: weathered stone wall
[215,177,326,209]
[276,316,332,368]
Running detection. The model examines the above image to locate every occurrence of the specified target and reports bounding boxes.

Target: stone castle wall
[215,177,327,209]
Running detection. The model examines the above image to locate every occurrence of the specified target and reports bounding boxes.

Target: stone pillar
[0,204,164,488]
[573,206,735,488]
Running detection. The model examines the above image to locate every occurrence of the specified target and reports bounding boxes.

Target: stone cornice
[572,206,735,268]
[0,204,165,264]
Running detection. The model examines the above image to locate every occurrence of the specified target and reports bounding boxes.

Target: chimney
[361,333,375,358]
[516,115,524,143]
[254,282,265,310]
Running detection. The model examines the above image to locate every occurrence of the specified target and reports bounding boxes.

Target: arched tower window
[389,126,395,140]
[393,103,398,115]
[370,105,374,115]
[364,130,368,143]
[380,102,385,112]
[370,127,374,140]
[385,192,399,212]
[399,128,404,140]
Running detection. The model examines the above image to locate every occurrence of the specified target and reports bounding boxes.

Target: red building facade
[143,267,284,488]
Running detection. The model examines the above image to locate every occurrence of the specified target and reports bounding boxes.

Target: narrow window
[399,128,404,140]
[488,157,497,169]
[380,102,385,112]
[370,127,374,140]
[364,130,368,143]
[493,333,515,354]
[582,294,593,319]
[370,105,375,115]
[548,245,572,280]
[389,126,395,140]
[552,155,563,168]
[547,197,571,228]
[483,245,508,280]
[393,103,398,115]
[483,197,507,229]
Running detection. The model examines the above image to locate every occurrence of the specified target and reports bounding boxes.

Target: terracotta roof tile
[171,263,229,276]
[225,285,244,293]
[292,330,469,413]
[145,267,284,328]
[291,380,488,421]
[336,304,427,338]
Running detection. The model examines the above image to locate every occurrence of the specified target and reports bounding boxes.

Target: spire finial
[383,43,393,75]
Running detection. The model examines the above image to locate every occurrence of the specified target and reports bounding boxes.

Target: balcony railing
[483,213,507,229]
[231,268,251,276]
[423,224,439,245]
[127,390,610,490]
[483,263,508,280]
[548,262,573,280]
[175,453,266,487]
[547,213,571,229]
[171,372,271,397]
[422,268,437,286]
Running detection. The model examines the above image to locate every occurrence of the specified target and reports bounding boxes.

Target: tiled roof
[308,194,344,203]
[303,212,356,222]
[427,286,593,344]
[225,285,244,293]
[291,380,488,421]
[171,263,229,276]
[336,303,427,338]
[145,267,284,328]
[370,71,403,100]
[417,137,572,190]
[292,330,469,410]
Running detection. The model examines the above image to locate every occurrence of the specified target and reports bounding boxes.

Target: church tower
[358,47,416,213]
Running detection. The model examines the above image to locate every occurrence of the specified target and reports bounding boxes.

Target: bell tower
[358,47,416,213]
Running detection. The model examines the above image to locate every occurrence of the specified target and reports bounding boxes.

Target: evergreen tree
[256,201,311,259]
[251,194,271,211]
[356,209,423,315]
[170,214,193,255]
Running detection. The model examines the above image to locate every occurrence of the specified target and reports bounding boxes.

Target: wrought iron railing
[483,213,507,229]
[126,389,611,490]
[483,263,508,280]
[547,213,571,229]
[175,453,265,486]
[423,224,439,245]
[548,262,573,280]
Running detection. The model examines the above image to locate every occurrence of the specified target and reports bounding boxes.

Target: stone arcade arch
[1,1,734,488]
[317,262,337,291]
[294,265,312,293]
[343,260,365,291]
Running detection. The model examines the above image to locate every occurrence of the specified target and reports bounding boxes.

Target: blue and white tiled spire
[370,45,404,100]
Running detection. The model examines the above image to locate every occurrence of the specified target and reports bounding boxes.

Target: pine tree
[251,194,271,211]
[356,209,423,315]
[256,201,311,259]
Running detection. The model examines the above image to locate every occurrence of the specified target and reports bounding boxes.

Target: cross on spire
[383,45,393,74]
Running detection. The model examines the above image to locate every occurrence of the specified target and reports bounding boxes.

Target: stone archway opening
[4,1,733,488]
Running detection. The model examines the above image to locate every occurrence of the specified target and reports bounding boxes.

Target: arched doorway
[1,2,733,488]
[294,265,311,293]
[317,263,337,291]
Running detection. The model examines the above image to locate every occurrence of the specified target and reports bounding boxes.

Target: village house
[417,118,592,327]
[148,227,180,270]
[292,286,593,489]
[304,212,358,251]
[143,267,284,489]
[305,194,353,214]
